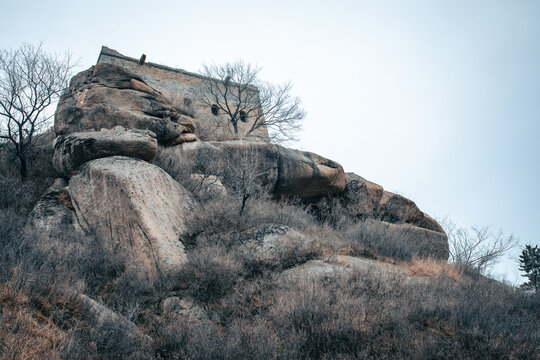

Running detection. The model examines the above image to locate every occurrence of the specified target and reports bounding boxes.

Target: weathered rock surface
[52,127,158,177]
[236,224,315,268]
[63,291,152,356]
[282,259,350,280]
[54,63,196,145]
[340,173,446,234]
[69,156,194,282]
[25,178,85,244]
[283,254,409,282]
[159,140,346,199]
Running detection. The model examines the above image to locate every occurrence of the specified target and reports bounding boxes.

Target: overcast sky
[2,0,539,283]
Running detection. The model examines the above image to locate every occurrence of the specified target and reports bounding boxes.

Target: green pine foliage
[519,244,540,293]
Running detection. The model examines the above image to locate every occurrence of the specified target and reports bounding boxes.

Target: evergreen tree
[518,244,540,293]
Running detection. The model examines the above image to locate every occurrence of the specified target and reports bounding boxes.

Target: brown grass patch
[0,285,65,360]
[405,258,463,281]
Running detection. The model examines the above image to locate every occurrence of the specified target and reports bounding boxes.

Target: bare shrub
[441,217,518,274]
[222,143,271,216]
[185,195,315,243]
[240,225,322,275]
[155,316,216,359]
[311,195,355,230]
[178,241,245,303]
[154,145,227,203]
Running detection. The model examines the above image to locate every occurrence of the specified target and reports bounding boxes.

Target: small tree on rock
[0,43,75,178]
[519,244,540,293]
[199,60,305,144]
[223,144,271,216]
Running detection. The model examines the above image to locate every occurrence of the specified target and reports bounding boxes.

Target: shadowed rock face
[69,156,194,282]
[52,127,158,177]
[25,178,86,245]
[159,140,347,199]
[341,173,446,235]
[54,63,196,145]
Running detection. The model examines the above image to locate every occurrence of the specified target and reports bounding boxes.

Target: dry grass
[1,144,539,359]
[405,258,464,281]
[0,285,65,360]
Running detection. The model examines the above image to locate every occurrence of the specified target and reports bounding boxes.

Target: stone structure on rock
[96,46,270,142]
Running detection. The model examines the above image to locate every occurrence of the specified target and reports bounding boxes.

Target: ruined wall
[97,47,270,142]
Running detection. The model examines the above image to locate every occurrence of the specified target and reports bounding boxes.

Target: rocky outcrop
[282,255,408,281]
[69,156,194,282]
[339,173,445,234]
[52,127,158,177]
[54,63,196,145]
[159,140,347,199]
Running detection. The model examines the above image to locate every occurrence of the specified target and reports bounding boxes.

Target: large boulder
[341,173,383,216]
[340,173,445,234]
[52,127,158,177]
[158,140,346,199]
[54,63,196,145]
[69,156,194,282]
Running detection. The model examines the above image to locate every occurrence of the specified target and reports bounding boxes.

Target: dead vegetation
[0,145,539,360]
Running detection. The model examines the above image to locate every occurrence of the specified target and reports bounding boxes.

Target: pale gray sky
[2,0,539,283]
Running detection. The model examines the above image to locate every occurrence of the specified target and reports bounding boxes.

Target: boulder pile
[29,59,448,289]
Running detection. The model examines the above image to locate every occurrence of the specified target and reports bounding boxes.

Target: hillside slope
[0,57,538,359]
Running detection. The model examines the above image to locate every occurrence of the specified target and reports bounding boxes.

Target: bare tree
[199,60,305,144]
[223,144,271,216]
[0,43,75,178]
[441,217,517,274]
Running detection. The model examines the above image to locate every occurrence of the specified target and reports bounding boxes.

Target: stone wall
[97,47,270,142]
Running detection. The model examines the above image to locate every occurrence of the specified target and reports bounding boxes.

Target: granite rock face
[340,173,445,235]
[52,127,158,177]
[159,140,347,199]
[69,156,194,282]
[54,63,196,145]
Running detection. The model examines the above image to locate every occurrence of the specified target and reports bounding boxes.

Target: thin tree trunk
[18,155,27,178]
[239,194,250,216]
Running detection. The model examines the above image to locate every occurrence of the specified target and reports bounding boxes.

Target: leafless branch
[440,217,518,274]
[198,60,305,144]
[0,43,76,177]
